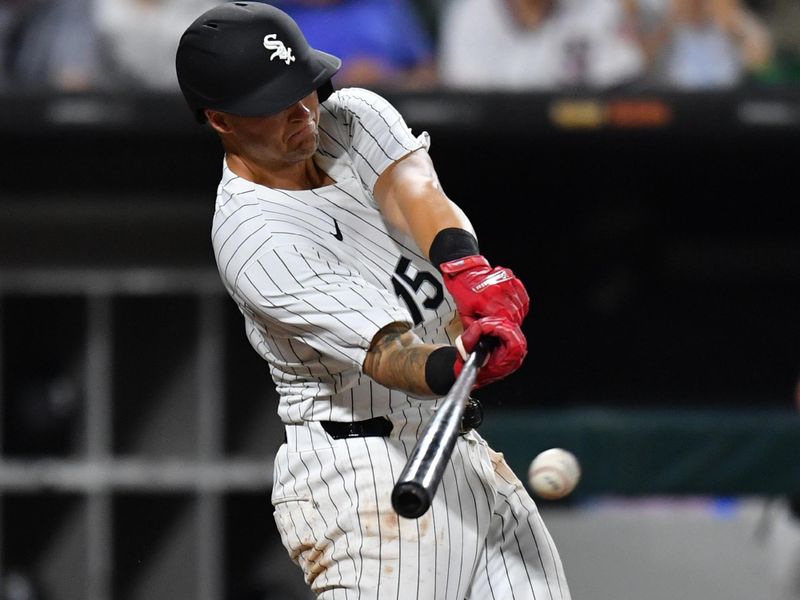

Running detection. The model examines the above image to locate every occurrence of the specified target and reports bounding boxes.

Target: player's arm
[373,148,474,256]
[362,318,527,397]
[363,322,445,397]
[373,149,530,327]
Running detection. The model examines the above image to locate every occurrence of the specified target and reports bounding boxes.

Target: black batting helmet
[175,2,342,123]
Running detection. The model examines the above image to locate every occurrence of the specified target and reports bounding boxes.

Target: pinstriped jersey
[212,88,460,425]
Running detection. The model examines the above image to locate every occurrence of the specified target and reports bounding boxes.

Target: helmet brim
[196,49,341,123]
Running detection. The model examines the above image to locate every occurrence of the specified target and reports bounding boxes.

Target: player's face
[215,91,322,166]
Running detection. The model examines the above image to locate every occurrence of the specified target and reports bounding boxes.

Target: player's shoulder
[216,169,256,199]
[323,86,401,119]
[328,86,388,103]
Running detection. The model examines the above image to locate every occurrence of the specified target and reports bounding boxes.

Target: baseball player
[176,3,571,599]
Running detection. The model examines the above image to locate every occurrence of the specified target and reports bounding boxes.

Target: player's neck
[226,153,333,190]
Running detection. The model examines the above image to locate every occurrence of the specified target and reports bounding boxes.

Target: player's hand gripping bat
[391,340,493,519]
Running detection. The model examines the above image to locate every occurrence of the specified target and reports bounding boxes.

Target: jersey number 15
[391,257,444,325]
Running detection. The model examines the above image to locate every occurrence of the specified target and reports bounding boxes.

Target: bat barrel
[391,343,490,518]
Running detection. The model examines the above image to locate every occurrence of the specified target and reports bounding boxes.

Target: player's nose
[287,99,312,120]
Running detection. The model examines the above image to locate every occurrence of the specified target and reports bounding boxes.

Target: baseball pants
[272,417,571,600]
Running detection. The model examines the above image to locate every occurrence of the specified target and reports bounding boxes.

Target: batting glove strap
[439,254,489,276]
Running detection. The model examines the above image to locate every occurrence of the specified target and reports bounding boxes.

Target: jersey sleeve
[234,241,414,370]
[319,87,430,193]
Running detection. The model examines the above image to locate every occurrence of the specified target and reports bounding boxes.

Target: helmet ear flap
[317,80,335,104]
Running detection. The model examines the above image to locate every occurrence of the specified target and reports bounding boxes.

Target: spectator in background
[640,0,773,89]
[93,0,218,91]
[271,0,437,89]
[438,0,646,90]
[742,0,800,84]
[0,0,99,92]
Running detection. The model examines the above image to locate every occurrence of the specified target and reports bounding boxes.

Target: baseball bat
[391,340,492,519]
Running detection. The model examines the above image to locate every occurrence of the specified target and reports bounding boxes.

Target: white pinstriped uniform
[212,87,571,599]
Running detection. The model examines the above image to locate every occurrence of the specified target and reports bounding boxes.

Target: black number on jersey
[391,257,444,325]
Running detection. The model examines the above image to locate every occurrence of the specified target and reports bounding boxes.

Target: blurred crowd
[0,0,798,95]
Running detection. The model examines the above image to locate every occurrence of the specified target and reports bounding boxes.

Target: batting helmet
[175,2,342,123]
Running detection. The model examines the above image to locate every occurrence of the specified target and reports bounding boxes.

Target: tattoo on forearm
[364,323,441,396]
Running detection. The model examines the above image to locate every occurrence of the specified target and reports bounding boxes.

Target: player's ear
[206,109,233,134]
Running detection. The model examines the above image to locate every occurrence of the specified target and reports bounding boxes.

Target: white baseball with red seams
[528,448,582,500]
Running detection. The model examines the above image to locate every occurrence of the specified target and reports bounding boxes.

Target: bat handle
[472,336,498,366]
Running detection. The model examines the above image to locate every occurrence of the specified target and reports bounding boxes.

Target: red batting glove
[454,316,527,388]
[440,255,530,328]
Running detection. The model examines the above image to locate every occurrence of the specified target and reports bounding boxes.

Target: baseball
[527,448,581,500]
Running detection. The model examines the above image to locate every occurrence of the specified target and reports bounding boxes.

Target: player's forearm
[363,323,450,398]
[406,188,475,260]
[374,149,475,258]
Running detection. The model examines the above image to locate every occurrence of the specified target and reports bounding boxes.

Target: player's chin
[284,139,318,162]
[287,131,318,157]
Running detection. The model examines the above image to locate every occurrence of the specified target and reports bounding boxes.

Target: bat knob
[460,396,483,433]
[391,482,431,519]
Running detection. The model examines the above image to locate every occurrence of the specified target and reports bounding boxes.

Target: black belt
[320,397,483,440]
[320,416,393,439]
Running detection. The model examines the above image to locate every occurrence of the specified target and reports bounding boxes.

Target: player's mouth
[288,119,316,143]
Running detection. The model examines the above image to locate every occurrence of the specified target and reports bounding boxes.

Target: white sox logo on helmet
[263,34,295,65]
